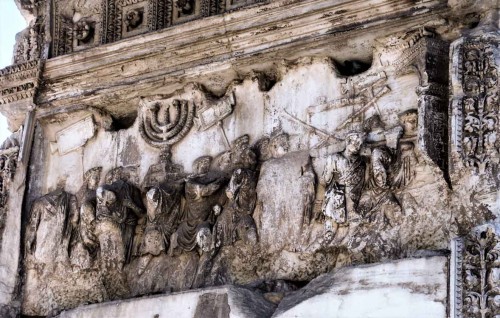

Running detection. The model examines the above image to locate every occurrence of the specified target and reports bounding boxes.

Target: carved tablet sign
[53,116,96,155]
[138,98,196,149]
[196,92,235,131]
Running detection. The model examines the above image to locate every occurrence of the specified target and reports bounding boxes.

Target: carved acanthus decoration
[455,37,499,175]
[138,98,195,150]
[453,226,500,318]
[0,130,21,241]
[0,129,21,203]
[13,16,44,65]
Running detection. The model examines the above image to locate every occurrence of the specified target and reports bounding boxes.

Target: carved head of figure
[196,225,213,253]
[193,156,212,175]
[84,167,102,191]
[253,137,271,161]
[398,109,418,137]
[105,167,129,184]
[363,115,385,133]
[344,131,365,156]
[212,204,222,217]
[233,134,250,152]
[96,187,117,217]
[270,132,290,159]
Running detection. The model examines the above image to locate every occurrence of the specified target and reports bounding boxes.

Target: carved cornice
[1,0,451,128]
[0,60,41,106]
[0,61,39,82]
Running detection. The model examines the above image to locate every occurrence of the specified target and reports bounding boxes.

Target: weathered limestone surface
[273,256,449,318]
[0,0,497,316]
[255,151,315,252]
[57,285,276,318]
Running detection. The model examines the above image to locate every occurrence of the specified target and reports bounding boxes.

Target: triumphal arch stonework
[0,0,498,316]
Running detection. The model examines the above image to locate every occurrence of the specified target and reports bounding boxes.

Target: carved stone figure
[142,151,185,188]
[254,132,290,162]
[104,166,132,185]
[195,224,213,255]
[137,186,182,275]
[95,179,145,269]
[216,135,258,172]
[94,186,131,299]
[25,189,78,267]
[358,146,403,227]
[214,168,258,247]
[95,187,124,270]
[321,183,347,224]
[358,113,418,226]
[170,156,226,253]
[0,128,21,150]
[398,109,418,137]
[71,167,102,268]
[321,131,366,225]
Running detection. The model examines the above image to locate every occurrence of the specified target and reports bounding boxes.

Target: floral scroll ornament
[460,39,499,175]
[463,227,500,318]
[138,98,196,151]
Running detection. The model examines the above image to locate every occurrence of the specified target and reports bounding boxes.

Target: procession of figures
[23,102,420,300]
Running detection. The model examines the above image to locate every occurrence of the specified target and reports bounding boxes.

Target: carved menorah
[139,99,195,150]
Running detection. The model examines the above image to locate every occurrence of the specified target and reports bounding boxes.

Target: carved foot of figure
[137,254,153,276]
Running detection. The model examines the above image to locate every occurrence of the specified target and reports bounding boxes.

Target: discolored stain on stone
[194,293,230,318]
